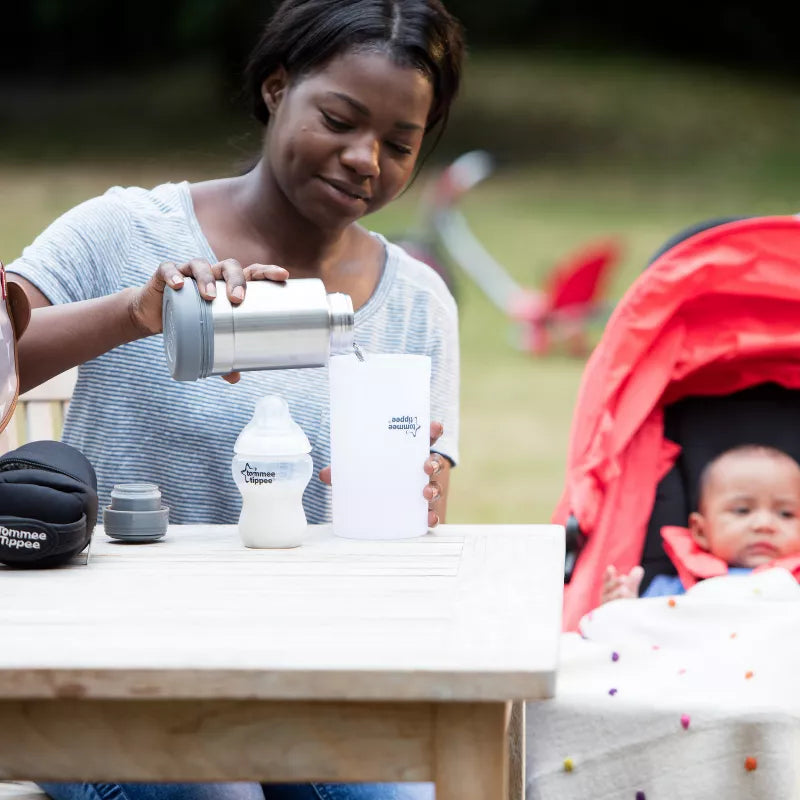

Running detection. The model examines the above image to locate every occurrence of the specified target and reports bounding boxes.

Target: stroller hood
[555,215,800,630]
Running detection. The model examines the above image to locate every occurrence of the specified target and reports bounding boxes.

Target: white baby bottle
[232,395,313,548]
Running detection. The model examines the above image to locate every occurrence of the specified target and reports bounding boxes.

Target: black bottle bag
[0,440,98,567]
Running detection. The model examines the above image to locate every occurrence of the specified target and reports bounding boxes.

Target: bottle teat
[234,395,311,456]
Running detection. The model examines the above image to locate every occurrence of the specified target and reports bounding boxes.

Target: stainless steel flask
[162,278,354,381]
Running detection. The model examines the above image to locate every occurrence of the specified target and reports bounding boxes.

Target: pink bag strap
[0,262,30,436]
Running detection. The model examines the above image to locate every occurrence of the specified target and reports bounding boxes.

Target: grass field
[2,51,799,524]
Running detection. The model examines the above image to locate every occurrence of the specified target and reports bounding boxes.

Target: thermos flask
[162,277,354,381]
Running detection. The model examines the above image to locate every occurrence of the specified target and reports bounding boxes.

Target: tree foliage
[2,0,797,78]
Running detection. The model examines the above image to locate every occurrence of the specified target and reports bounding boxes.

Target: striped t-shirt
[9,182,459,524]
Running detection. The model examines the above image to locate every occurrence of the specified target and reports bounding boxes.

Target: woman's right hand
[128,258,290,338]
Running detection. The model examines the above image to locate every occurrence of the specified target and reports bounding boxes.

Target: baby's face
[692,451,800,567]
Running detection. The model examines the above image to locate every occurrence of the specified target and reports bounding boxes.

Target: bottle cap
[234,395,311,457]
[103,483,169,542]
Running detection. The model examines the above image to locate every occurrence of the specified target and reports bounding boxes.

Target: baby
[602,444,800,602]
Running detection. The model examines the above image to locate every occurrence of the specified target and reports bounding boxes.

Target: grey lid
[162,277,214,381]
[110,483,162,511]
[104,483,169,542]
[103,507,169,542]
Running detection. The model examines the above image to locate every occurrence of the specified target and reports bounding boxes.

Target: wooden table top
[0,523,564,702]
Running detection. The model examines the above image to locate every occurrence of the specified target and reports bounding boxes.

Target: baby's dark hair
[244,0,464,135]
[697,444,800,508]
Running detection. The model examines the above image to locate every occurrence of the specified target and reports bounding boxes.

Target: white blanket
[526,568,800,799]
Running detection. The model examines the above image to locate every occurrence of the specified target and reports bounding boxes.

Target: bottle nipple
[254,395,292,429]
[234,394,311,456]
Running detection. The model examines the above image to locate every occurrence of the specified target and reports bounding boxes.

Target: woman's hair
[244,0,464,136]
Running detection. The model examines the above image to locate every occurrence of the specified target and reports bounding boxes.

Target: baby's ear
[689,511,710,551]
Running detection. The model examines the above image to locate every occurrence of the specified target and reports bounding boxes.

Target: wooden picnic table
[0,523,564,800]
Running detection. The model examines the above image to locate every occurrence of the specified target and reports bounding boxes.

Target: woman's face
[262,49,434,230]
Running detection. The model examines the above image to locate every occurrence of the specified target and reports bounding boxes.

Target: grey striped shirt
[9,182,459,523]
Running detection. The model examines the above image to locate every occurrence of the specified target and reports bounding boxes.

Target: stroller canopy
[555,215,800,630]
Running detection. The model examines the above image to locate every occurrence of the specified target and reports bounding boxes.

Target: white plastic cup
[329,353,431,539]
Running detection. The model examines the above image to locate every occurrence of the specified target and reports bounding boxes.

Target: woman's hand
[318,421,450,528]
[424,421,448,528]
[128,258,290,336]
[600,565,644,604]
[128,258,289,371]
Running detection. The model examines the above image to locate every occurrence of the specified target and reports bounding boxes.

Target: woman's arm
[8,190,161,391]
[11,260,289,394]
[11,275,143,393]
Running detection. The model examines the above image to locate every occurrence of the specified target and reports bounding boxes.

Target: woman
[11,1,464,798]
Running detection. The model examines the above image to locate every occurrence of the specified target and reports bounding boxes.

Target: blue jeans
[39,782,434,800]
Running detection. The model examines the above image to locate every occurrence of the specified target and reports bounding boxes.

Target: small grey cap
[110,483,162,511]
[104,483,169,542]
[162,278,214,381]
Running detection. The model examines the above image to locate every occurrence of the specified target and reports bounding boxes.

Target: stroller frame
[397,151,621,356]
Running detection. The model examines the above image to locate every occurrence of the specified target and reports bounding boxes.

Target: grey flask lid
[163,278,214,381]
[103,483,169,542]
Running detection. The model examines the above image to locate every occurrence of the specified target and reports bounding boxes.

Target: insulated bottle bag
[0,440,98,567]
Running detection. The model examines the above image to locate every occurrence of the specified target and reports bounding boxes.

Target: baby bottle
[231,395,313,548]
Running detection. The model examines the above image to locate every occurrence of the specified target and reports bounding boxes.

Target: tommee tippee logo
[0,525,47,550]
[240,463,276,485]
[388,415,421,437]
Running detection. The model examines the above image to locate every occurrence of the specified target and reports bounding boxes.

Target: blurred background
[2,0,799,524]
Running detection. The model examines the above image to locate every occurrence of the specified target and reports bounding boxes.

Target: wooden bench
[0,369,77,452]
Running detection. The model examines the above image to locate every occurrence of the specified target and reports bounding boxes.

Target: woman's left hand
[424,421,449,528]
[318,421,450,528]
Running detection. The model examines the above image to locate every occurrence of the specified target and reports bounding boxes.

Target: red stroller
[554,215,800,631]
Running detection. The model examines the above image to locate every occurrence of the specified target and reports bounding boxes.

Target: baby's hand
[601,565,644,604]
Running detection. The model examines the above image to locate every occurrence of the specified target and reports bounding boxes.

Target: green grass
[3,50,800,525]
